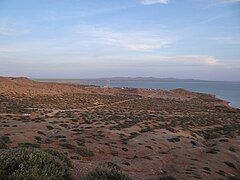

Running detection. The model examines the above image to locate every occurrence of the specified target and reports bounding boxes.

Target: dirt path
[0,113,31,117]
[45,97,144,117]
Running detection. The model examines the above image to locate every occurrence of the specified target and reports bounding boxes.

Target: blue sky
[0,0,239,80]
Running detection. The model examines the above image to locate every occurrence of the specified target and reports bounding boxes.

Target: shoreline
[36,79,238,109]
[36,80,234,109]
[0,77,235,109]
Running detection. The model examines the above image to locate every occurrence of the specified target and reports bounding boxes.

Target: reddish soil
[0,77,239,180]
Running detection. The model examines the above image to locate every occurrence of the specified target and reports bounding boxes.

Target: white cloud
[0,54,222,74]
[0,27,29,36]
[75,25,175,51]
[0,20,29,36]
[103,33,171,51]
[0,47,26,53]
[140,0,169,5]
[0,27,18,36]
[100,55,220,67]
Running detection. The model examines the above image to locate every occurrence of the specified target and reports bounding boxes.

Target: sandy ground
[0,77,239,180]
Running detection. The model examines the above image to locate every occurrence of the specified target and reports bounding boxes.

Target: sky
[0,0,240,80]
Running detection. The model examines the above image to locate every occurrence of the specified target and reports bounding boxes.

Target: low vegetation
[0,148,72,180]
[1,78,240,180]
[84,162,132,180]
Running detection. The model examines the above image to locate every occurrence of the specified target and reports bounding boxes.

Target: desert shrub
[216,170,225,176]
[159,176,177,180]
[0,148,72,180]
[206,148,219,154]
[76,137,85,146]
[0,140,8,149]
[18,143,40,148]
[139,127,152,133]
[129,132,139,139]
[70,156,80,160]
[75,147,94,157]
[145,145,153,150]
[111,150,119,156]
[219,139,229,142]
[59,143,75,150]
[46,125,54,130]
[35,136,42,143]
[229,147,237,152]
[0,135,10,149]
[167,137,180,143]
[0,135,10,144]
[100,162,121,171]
[224,161,236,169]
[122,161,131,166]
[66,112,74,118]
[59,124,68,128]
[229,175,240,180]
[45,138,53,144]
[142,156,152,160]
[37,131,46,136]
[83,162,132,180]
[203,167,211,171]
[190,141,197,146]
[44,149,72,168]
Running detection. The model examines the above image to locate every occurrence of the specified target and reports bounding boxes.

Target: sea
[79,81,240,108]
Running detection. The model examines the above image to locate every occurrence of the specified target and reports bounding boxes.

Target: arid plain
[0,77,239,180]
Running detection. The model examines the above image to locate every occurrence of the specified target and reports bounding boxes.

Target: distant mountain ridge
[79,77,209,82]
[35,77,239,83]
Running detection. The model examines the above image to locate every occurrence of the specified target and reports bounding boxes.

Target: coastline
[36,79,238,109]
[33,79,234,109]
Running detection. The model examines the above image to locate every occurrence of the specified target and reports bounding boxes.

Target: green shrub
[229,147,237,152]
[0,135,10,149]
[59,143,75,150]
[0,148,72,180]
[46,125,54,130]
[37,131,46,136]
[76,137,85,146]
[203,167,211,171]
[111,151,118,156]
[75,147,94,157]
[35,136,42,143]
[0,139,8,149]
[100,162,121,171]
[44,149,72,168]
[84,162,132,180]
[0,135,11,144]
[167,137,180,143]
[229,175,240,180]
[122,161,131,166]
[206,148,219,154]
[159,176,177,180]
[70,156,80,160]
[224,161,236,169]
[18,143,40,148]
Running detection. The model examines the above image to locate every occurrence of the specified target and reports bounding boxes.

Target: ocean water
[80,81,240,108]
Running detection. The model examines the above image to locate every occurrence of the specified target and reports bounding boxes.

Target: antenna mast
[106,80,111,87]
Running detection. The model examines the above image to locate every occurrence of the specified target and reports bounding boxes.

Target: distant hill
[36,77,239,83]
[79,77,209,82]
